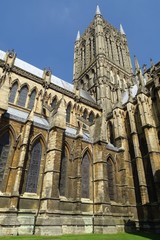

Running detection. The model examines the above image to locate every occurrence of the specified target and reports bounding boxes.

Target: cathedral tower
[73,6,133,114]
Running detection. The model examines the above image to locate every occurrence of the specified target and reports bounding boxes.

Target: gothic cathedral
[0,6,159,235]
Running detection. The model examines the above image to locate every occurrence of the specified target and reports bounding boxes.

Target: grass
[0,233,159,240]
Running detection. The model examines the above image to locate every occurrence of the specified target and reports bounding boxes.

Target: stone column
[113,107,135,204]
[127,102,149,204]
[137,93,160,201]
[12,113,33,195]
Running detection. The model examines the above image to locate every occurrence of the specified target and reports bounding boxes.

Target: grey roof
[65,126,92,142]
[0,50,96,104]
[6,107,49,129]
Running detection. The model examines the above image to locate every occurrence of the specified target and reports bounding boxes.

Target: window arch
[28,89,36,109]
[81,152,90,198]
[9,82,18,103]
[66,103,71,123]
[59,146,69,196]
[83,109,88,120]
[51,97,57,110]
[89,111,94,123]
[0,131,12,190]
[107,157,116,201]
[25,140,42,193]
[17,85,28,107]
[107,121,115,145]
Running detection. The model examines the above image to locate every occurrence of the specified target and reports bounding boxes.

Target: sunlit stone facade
[0,6,159,236]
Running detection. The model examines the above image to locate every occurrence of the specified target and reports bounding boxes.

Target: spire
[96,5,101,15]
[76,30,80,41]
[120,24,126,35]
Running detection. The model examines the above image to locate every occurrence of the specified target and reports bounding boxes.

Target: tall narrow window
[25,140,42,193]
[0,131,11,190]
[107,121,115,145]
[17,85,28,107]
[59,147,68,196]
[81,152,90,198]
[66,103,71,123]
[89,112,94,123]
[107,157,116,201]
[9,82,18,103]
[51,97,57,110]
[28,89,36,109]
[83,109,88,120]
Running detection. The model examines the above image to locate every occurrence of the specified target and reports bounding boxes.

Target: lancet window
[28,89,36,109]
[0,131,11,190]
[25,140,42,193]
[107,157,116,201]
[66,103,71,123]
[17,85,28,107]
[9,82,18,103]
[81,152,90,198]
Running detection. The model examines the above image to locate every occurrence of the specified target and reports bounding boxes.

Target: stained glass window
[59,148,68,196]
[28,89,36,109]
[17,85,28,107]
[81,152,90,198]
[25,141,42,193]
[9,82,18,103]
[0,131,11,190]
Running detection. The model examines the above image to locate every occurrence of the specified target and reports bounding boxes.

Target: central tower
[73,6,133,114]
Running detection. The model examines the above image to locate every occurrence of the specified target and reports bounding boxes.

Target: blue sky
[0,0,159,83]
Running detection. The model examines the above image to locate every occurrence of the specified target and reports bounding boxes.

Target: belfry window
[0,131,11,190]
[9,82,18,103]
[25,140,42,193]
[81,152,90,198]
[17,85,28,107]
[28,89,36,110]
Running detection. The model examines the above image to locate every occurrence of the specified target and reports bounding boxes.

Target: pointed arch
[83,108,88,120]
[66,102,72,123]
[0,126,15,191]
[25,139,42,193]
[9,81,18,103]
[17,84,29,107]
[106,156,116,201]
[81,150,92,199]
[59,143,70,197]
[107,121,115,145]
[51,96,58,110]
[28,88,37,109]
[89,111,95,123]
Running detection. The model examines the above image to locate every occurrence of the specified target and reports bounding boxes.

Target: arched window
[83,109,88,120]
[0,131,11,190]
[28,89,36,109]
[9,82,18,103]
[107,157,116,201]
[51,97,57,110]
[59,146,69,196]
[81,152,90,198]
[17,85,28,107]
[25,140,42,193]
[107,121,115,145]
[66,103,71,123]
[89,111,94,123]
